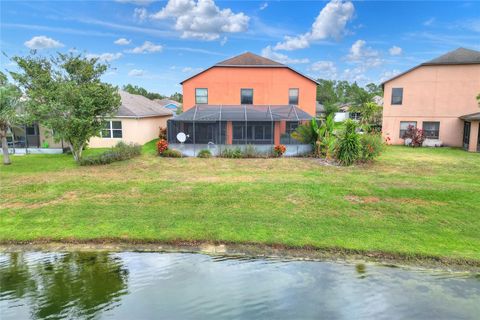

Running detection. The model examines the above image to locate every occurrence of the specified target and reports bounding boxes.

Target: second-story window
[241,89,253,104]
[289,88,299,105]
[391,88,403,105]
[195,88,208,104]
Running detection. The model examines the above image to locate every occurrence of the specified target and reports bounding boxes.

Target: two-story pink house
[382,48,480,152]
[167,52,318,156]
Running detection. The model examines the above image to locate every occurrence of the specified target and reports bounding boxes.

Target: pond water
[1,252,479,320]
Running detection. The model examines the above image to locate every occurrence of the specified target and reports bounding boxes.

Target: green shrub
[243,144,261,158]
[336,119,360,166]
[79,142,141,166]
[220,148,243,158]
[161,149,182,158]
[197,149,212,158]
[359,133,384,162]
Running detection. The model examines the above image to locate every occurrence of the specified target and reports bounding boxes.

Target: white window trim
[101,120,123,139]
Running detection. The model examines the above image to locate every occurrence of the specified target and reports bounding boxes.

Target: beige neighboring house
[382,48,480,152]
[88,91,173,148]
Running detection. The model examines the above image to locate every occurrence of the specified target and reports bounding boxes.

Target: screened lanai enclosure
[167,105,313,156]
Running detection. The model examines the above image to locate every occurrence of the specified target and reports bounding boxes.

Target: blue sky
[1,0,479,95]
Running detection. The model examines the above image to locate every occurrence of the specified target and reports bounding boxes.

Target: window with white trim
[400,121,416,138]
[391,88,403,105]
[195,88,208,104]
[289,88,299,105]
[423,121,440,139]
[101,121,122,138]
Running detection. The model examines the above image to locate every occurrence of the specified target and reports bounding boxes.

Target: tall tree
[169,92,183,103]
[122,84,166,100]
[11,52,121,162]
[0,72,22,165]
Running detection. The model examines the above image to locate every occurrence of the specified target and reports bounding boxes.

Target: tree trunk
[1,131,11,165]
[69,143,84,162]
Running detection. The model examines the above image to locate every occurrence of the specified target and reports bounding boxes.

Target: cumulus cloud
[86,52,123,62]
[274,0,354,51]
[24,35,64,49]
[341,66,370,83]
[423,17,435,26]
[182,66,203,73]
[379,69,401,82]
[259,2,268,10]
[347,40,382,67]
[150,0,250,41]
[114,38,131,45]
[389,46,402,56]
[261,46,310,64]
[129,41,162,53]
[134,7,148,22]
[128,69,145,76]
[308,60,337,79]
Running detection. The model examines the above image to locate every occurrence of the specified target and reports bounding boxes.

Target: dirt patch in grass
[2,191,79,210]
[345,195,380,204]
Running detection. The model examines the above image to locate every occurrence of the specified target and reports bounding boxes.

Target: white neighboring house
[333,95,383,122]
[88,91,173,148]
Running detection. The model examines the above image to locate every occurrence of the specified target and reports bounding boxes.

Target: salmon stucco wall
[382,64,480,147]
[88,116,170,148]
[182,67,317,116]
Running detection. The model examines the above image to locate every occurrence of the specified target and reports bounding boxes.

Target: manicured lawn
[1,144,479,262]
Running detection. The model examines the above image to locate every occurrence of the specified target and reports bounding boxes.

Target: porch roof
[460,112,480,121]
[171,105,313,122]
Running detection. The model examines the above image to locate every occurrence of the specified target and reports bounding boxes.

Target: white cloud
[114,38,131,45]
[309,60,337,79]
[347,40,382,67]
[24,35,64,49]
[274,0,355,50]
[150,0,250,41]
[423,17,435,26]
[261,46,309,64]
[341,66,369,83]
[129,41,162,53]
[86,52,123,62]
[389,46,402,56]
[116,0,154,5]
[182,66,203,73]
[259,2,268,10]
[128,69,145,76]
[134,7,148,22]
[379,69,401,82]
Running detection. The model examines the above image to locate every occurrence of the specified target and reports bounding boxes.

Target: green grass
[1,143,479,262]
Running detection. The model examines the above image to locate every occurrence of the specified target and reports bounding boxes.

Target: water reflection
[0,252,128,319]
[1,252,479,320]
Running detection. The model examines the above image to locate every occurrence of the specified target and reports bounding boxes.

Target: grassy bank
[1,144,479,262]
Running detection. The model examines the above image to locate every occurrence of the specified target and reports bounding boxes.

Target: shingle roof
[116,91,173,118]
[382,47,480,86]
[425,48,480,65]
[180,52,319,85]
[460,112,480,121]
[154,98,181,108]
[215,52,284,67]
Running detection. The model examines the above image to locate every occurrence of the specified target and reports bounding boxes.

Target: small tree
[0,72,23,165]
[336,119,360,166]
[10,52,121,162]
